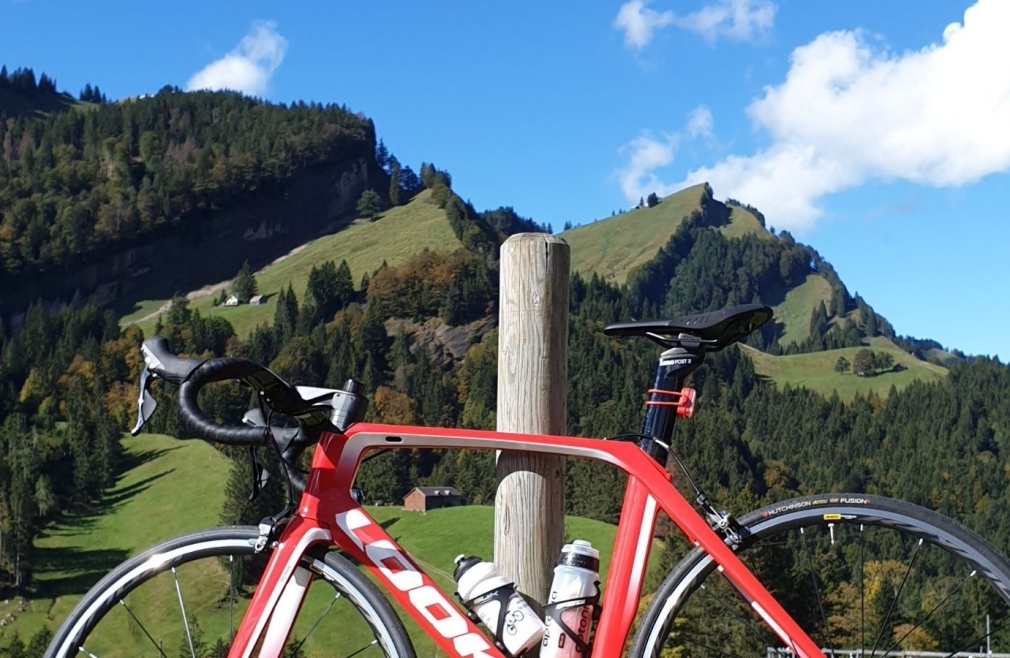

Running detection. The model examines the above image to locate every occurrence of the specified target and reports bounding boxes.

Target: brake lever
[130,365,158,436]
[247,445,265,502]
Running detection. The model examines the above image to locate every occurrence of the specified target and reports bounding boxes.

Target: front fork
[227,517,330,658]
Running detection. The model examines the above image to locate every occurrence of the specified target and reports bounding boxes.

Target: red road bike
[47,304,1010,657]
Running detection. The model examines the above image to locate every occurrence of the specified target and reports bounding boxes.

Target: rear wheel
[631,494,1010,657]
[45,526,415,658]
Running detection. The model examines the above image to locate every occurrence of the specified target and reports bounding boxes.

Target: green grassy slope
[719,206,769,240]
[741,342,948,401]
[0,433,230,648]
[562,184,708,285]
[1,434,657,657]
[123,190,461,338]
[773,274,834,348]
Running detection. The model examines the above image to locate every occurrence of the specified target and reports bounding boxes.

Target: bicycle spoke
[346,639,379,657]
[799,527,836,654]
[882,569,977,656]
[290,591,343,655]
[860,523,865,652]
[869,537,923,657]
[116,599,169,658]
[942,613,1010,658]
[172,566,197,658]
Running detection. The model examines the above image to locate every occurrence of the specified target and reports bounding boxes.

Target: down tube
[592,476,659,655]
[332,505,507,658]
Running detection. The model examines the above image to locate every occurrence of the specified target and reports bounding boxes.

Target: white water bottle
[541,540,600,658]
[454,555,546,656]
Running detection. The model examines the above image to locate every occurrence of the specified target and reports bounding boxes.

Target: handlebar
[178,357,275,446]
[133,336,369,512]
[137,337,358,447]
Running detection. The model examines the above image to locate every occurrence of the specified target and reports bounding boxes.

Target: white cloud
[615,105,715,201]
[614,0,775,49]
[616,0,1010,231]
[614,0,675,50]
[686,106,714,138]
[617,133,678,202]
[673,0,776,43]
[186,21,287,96]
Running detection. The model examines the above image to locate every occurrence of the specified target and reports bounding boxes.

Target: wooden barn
[402,486,462,512]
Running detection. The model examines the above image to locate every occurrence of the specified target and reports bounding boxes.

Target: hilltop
[564,183,711,285]
[559,184,956,397]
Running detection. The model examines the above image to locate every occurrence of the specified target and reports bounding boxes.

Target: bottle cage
[541,581,602,657]
[457,583,530,658]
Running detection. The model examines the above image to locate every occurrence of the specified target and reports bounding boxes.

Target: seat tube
[639,346,703,463]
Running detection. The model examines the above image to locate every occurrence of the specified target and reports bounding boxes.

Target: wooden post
[494,233,570,612]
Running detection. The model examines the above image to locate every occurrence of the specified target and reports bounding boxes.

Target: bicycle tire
[630,494,1010,657]
[45,526,416,658]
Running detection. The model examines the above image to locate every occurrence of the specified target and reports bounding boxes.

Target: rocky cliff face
[6,158,369,323]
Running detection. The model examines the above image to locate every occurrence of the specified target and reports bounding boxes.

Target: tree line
[0,86,374,289]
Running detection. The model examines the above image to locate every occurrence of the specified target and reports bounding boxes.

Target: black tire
[45,526,416,658]
[631,494,1010,657]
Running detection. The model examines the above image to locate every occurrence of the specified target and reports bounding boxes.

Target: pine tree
[208,639,230,658]
[3,631,27,658]
[834,356,850,373]
[864,305,879,336]
[233,260,258,303]
[273,285,299,343]
[809,300,829,338]
[284,639,307,657]
[389,156,402,206]
[177,615,207,658]
[400,165,421,198]
[335,260,354,308]
[27,627,54,656]
[375,139,390,171]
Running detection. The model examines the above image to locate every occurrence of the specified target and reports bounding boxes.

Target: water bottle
[453,555,546,656]
[541,540,600,658]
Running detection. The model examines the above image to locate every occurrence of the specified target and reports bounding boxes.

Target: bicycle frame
[226,423,824,658]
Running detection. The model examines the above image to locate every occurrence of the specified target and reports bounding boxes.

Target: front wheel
[45,526,416,658]
[631,494,1010,657]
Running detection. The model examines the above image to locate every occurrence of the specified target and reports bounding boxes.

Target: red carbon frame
[226,423,823,658]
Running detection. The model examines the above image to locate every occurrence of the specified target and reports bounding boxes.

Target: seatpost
[639,343,704,464]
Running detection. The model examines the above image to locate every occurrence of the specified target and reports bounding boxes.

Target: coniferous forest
[1,69,1009,653]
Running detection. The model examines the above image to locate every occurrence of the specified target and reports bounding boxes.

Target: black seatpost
[639,344,705,464]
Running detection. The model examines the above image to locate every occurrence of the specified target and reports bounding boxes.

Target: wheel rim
[53,535,397,657]
[644,506,1010,657]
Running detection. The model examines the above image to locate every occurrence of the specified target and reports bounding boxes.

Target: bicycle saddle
[603,303,772,351]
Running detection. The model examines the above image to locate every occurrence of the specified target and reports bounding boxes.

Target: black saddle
[603,303,772,351]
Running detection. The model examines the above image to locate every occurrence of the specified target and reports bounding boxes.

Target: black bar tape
[178,357,274,446]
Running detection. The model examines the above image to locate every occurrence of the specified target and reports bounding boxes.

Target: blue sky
[3,0,1008,359]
